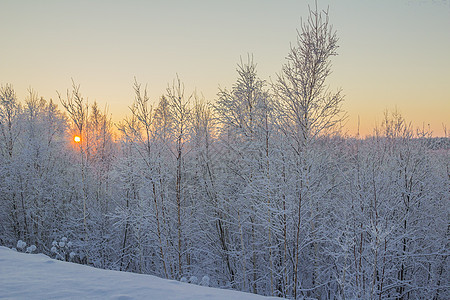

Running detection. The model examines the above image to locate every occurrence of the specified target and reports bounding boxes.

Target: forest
[0,7,448,300]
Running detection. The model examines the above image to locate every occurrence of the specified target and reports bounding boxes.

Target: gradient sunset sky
[1,0,449,136]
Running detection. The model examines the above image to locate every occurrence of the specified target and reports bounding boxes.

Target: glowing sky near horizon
[1,0,449,136]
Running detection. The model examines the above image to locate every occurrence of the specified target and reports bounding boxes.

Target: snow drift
[0,246,278,299]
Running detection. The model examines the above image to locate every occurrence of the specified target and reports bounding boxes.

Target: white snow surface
[0,246,278,300]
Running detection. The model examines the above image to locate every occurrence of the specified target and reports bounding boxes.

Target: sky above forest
[1,0,449,137]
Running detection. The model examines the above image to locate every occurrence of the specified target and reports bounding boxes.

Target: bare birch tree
[274,5,345,298]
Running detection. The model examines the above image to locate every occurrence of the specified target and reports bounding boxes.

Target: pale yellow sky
[1,0,449,136]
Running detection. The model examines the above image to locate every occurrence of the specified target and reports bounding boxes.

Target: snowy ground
[0,246,278,300]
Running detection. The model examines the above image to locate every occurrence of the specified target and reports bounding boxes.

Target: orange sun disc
[74,135,81,143]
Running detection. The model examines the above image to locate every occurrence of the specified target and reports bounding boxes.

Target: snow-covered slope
[0,246,278,300]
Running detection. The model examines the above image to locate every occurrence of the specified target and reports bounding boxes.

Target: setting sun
[74,135,81,143]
